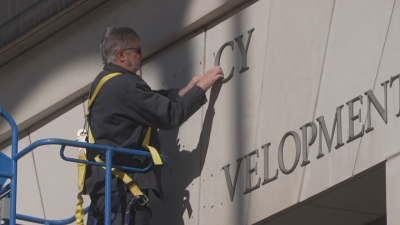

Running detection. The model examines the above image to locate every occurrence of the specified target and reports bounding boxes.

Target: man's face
[124,39,143,74]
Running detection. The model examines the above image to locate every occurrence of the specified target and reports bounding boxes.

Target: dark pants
[87,188,151,225]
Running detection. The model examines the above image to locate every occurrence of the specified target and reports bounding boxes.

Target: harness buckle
[132,156,146,164]
[76,129,88,155]
[137,195,149,206]
[78,148,87,154]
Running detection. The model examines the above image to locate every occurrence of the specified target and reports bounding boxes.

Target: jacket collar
[103,63,139,76]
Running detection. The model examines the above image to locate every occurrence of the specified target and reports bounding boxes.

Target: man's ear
[115,49,125,63]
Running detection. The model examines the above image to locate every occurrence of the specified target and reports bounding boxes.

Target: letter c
[214,41,234,83]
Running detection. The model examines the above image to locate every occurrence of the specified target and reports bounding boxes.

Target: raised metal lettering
[364,80,389,133]
[243,149,261,194]
[316,105,344,159]
[390,74,400,117]
[278,131,301,175]
[300,122,317,167]
[346,95,365,143]
[262,143,279,185]
[214,41,234,83]
[222,157,243,201]
[234,28,255,74]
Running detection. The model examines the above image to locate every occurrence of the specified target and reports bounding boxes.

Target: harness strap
[141,127,163,165]
[94,155,145,197]
[87,72,122,144]
[76,130,89,225]
[76,152,87,225]
[88,127,95,144]
[88,72,123,108]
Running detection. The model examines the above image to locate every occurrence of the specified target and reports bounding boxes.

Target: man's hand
[179,75,203,97]
[178,66,224,96]
[196,66,224,92]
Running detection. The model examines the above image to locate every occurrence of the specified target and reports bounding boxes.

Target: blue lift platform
[0,103,169,225]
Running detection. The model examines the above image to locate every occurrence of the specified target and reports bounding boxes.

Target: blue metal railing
[0,103,168,225]
[16,207,90,225]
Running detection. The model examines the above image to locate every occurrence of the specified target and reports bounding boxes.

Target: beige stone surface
[0,0,398,223]
[310,166,386,216]
[28,99,89,221]
[0,0,251,143]
[248,0,335,224]
[354,0,400,175]
[264,204,381,225]
[198,1,270,224]
[386,154,400,225]
[141,33,205,225]
[0,131,44,225]
[300,0,395,202]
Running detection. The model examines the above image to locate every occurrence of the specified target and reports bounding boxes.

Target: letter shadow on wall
[150,82,222,225]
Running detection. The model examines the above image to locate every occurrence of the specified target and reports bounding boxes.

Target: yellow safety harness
[75,72,163,225]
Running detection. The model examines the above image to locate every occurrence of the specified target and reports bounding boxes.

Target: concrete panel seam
[82,97,87,116]
[0,86,90,145]
[197,27,207,225]
[248,1,272,223]
[307,203,384,217]
[27,129,47,219]
[203,26,206,76]
[369,0,397,91]
[297,0,337,203]
[351,0,397,177]
[386,151,400,162]
[252,0,271,161]
[258,203,307,225]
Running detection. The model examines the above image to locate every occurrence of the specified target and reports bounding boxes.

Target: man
[84,27,224,225]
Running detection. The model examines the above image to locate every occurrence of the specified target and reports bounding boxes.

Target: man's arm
[152,65,224,100]
[127,66,224,130]
[178,75,203,97]
[151,75,202,100]
[152,89,180,100]
[128,80,206,130]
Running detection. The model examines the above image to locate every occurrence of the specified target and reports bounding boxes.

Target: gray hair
[100,27,140,64]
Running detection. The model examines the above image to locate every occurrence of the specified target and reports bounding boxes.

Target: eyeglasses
[120,47,142,54]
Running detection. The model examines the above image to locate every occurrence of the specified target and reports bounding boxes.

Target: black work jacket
[84,63,207,198]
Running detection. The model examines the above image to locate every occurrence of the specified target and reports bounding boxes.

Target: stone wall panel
[141,32,205,225]
[28,99,88,222]
[300,0,395,202]
[249,0,334,224]
[354,0,400,175]
[199,1,270,224]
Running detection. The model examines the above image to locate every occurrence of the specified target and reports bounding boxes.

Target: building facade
[0,0,398,224]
